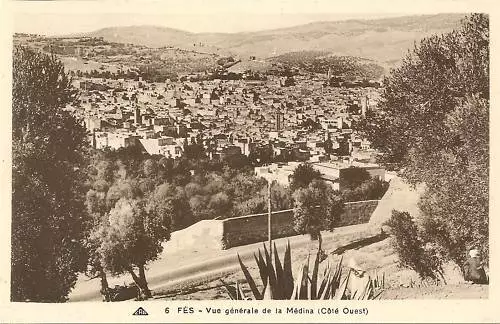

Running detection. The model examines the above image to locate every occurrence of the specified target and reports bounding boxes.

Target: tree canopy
[289,163,322,192]
[363,14,488,174]
[361,14,489,266]
[293,180,344,250]
[85,148,188,299]
[12,46,89,302]
[339,167,371,190]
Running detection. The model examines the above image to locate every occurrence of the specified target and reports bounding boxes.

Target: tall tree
[293,180,343,252]
[339,166,371,190]
[86,150,181,300]
[12,47,89,301]
[361,14,489,267]
[289,163,322,192]
[323,133,334,155]
[96,197,168,299]
[84,157,119,301]
[419,96,489,265]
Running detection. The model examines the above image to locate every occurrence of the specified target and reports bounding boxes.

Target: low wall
[339,200,380,227]
[165,219,224,251]
[221,200,380,249]
[222,209,295,249]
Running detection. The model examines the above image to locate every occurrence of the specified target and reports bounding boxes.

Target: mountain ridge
[77,13,465,63]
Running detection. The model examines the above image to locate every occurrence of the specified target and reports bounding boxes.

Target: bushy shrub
[385,210,444,281]
[341,177,389,202]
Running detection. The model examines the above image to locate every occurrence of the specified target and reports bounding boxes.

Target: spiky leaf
[310,250,320,299]
[237,253,262,299]
[283,241,294,297]
[262,244,278,299]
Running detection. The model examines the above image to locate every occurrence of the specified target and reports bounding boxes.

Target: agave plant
[219,279,251,300]
[372,272,385,289]
[232,241,294,300]
[291,252,348,300]
[221,241,383,300]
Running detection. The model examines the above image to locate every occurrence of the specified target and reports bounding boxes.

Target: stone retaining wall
[221,200,380,249]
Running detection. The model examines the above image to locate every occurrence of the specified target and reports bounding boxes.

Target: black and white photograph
[1,0,498,322]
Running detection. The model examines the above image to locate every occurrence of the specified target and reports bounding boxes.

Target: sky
[9,0,485,36]
[14,12,404,36]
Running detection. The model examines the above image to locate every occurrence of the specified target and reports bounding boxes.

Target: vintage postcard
[0,0,498,322]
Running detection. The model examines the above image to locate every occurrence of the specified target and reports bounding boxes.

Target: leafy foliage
[11,46,89,302]
[419,96,489,266]
[385,210,445,281]
[85,149,188,299]
[341,177,389,202]
[361,14,489,267]
[232,181,293,217]
[363,14,488,170]
[293,180,344,242]
[85,146,296,299]
[339,166,371,190]
[183,169,293,220]
[182,138,206,160]
[248,144,274,165]
[147,183,191,232]
[289,163,322,192]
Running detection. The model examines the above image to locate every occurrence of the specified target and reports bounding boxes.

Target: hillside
[16,33,221,79]
[81,25,192,47]
[85,14,465,63]
[269,51,386,80]
[86,25,228,56]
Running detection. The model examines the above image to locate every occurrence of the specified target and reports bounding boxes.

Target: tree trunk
[138,264,152,299]
[438,269,447,285]
[127,267,141,285]
[127,267,147,300]
[318,232,327,262]
[99,269,110,302]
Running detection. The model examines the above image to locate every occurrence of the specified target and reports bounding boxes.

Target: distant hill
[85,25,192,48]
[269,51,386,80]
[84,14,466,64]
[85,25,229,56]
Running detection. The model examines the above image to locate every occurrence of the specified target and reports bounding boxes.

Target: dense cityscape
[15,32,382,174]
[10,12,490,317]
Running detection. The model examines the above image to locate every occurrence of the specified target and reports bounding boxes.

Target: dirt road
[69,223,372,302]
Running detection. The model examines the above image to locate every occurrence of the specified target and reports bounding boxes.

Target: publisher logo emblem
[133,307,149,316]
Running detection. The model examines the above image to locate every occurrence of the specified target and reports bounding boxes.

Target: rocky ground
[153,232,488,300]
[381,284,488,299]
[70,217,488,302]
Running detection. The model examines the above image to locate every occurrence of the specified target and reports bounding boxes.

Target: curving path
[69,223,372,302]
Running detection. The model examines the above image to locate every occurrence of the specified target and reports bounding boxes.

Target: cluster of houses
[73,69,380,166]
[16,33,388,190]
[255,160,386,191]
